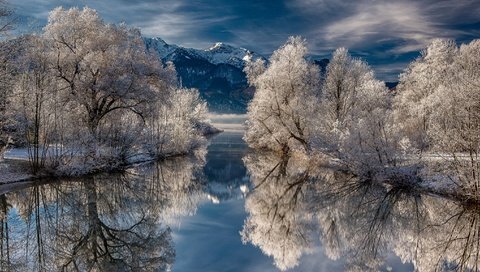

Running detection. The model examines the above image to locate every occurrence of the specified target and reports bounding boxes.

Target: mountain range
[144,37,266,113]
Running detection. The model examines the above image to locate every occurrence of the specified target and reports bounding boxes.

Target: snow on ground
[0,159,32,184]
[1,149,34,183]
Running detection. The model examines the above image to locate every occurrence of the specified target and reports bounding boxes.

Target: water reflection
[242,152,480,271]
[241,153,318,271]
[0,153,208,271]
[2,138,480,271]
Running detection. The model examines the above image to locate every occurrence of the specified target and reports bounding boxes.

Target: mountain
[144,37,265,113]
[313,58,330,77]
[385,81,399,90]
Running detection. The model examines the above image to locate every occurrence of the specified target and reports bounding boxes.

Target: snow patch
[209,42,224,50]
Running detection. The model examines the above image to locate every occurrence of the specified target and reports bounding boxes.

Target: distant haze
[208,114,247,133]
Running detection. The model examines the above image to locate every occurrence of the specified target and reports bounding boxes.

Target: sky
[9,0,480,81]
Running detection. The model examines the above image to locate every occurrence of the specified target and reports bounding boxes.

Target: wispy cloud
[137,13,236,48]
[371,61,413,82]
[10,0,480,80]
[285,0,479,78]
[323,2,436,51]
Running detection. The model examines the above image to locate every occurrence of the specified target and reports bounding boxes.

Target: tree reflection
[241,153,318,270]
[0,194,11,270]
[242,152,480,271]
[55,176,175,271]
[0,152,207,271]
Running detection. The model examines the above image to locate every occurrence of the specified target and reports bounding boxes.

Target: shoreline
[0,124,224,186]
[0,134,222,187]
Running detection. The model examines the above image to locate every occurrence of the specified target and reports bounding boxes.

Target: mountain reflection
[0,154,207,271]
[242,152,480,271]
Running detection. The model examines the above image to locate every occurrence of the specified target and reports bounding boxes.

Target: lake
[0,115,476,271]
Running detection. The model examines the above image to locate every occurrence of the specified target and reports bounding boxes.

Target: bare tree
[0,0,15,159]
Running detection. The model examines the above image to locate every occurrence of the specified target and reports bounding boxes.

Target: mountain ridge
[144,37,265,113]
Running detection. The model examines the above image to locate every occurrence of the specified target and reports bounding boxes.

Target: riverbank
[0,159,34,184]
[0,120,224,184]
[290,151,480,206]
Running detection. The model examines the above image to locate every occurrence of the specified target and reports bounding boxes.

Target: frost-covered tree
[442,40,480,192]
[321,48,369,130]
[0,7,213,175]
[393,39,457,151]
[245,38,395,172]
[0,0,15,159]
[339,69,397,171]
[317,48,396,172]
[0,40,17,159]
[147,87,209,157]
[12,36,58,173]
[394,39,480,193]
[244,37,320,154]
[44,7,159,144]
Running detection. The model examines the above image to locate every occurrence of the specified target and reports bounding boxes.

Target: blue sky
[10,0,480,81]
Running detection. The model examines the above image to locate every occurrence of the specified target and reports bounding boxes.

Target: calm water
[0,115,477,271]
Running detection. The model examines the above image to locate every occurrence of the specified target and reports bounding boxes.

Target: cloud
[323,2,434,49]
[284,0,480,79]
[9,0,480,80]
[137,13,237,48]
[290,0,479,53]
[344,1,476,55]
[371,61,413,82]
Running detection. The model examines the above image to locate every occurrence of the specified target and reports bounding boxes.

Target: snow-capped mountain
[204,42,259,68]
[145,37,263,69]
[144,37,265,113]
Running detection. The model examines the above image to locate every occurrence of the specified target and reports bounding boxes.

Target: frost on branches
[244,37,320,154]
[0,7,216,176]
[394,39,480,196]
[0,1,15,160]
[245,36,480,197]
[244,37,396,175]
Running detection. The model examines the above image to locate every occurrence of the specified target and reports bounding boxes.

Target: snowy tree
[243,58,266,85]
[244,36,320,154]
[11,36,59,173]
[321,48,369,130]
[0,0,15,159]
[244,38,395,172]
[339,70,397,172]
[317,48,396,172]
[0,7,213,175]
[394,38,480,193]
[146,87,209,157]
[43,7,160,151]
[393,39,457,151]
[0,40,17,160]
[443,40,480,192]
[425,40,480,193]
